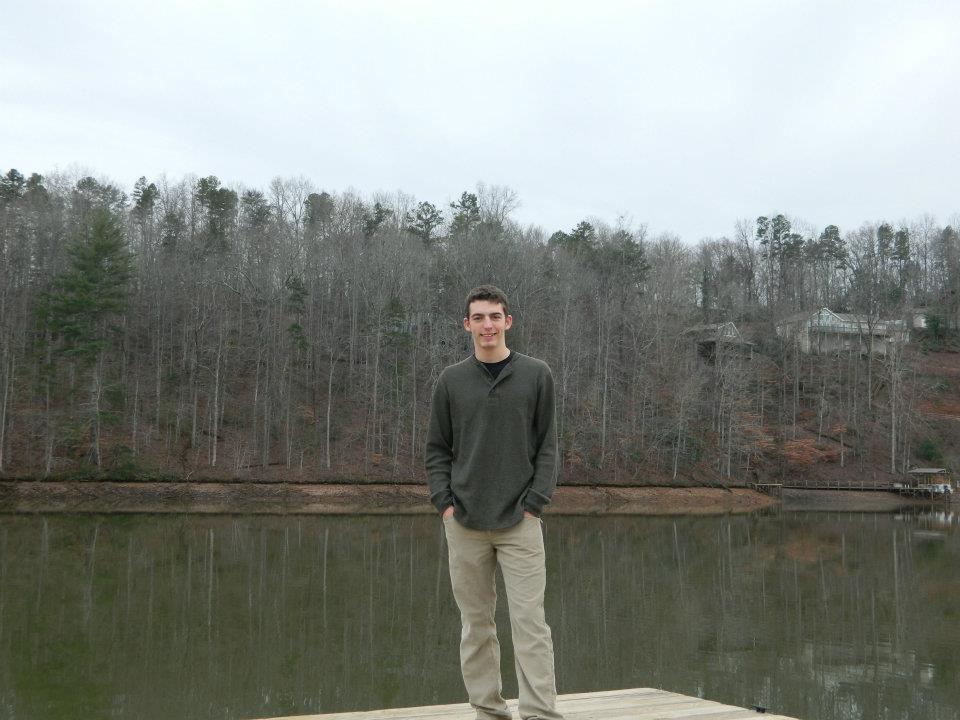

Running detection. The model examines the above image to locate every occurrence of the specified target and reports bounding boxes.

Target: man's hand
[523,510,536,518]
[442,506,455,519]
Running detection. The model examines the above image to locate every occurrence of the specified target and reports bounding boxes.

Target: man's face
[463,299,512,352]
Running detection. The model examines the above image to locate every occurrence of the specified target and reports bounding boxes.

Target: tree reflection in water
[0,511,957,720]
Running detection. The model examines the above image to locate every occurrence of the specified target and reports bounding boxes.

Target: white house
[775,307,908,356]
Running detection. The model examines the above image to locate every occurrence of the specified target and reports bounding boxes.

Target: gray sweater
[425,351,558,529]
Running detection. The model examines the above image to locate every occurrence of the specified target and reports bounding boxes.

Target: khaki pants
[443,515,563,720]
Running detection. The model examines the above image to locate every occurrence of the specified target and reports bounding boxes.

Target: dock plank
[253,687,798,720]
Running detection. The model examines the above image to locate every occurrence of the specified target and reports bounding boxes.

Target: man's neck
[474,346,511,363]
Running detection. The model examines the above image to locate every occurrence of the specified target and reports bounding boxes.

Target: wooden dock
[255,687,799,720]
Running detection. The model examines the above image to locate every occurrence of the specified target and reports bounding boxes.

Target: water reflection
[0,512,957,720]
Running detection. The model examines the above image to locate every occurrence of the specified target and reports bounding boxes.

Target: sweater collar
[470,351,518,387]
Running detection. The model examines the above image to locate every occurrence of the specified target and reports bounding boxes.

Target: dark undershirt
[481,351,513,380]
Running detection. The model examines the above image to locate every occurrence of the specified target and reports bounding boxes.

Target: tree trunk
[252,348,262,468]
[369,324,382,460]
[817,375,825,443]
[0,353,12,472]
[600,323,609,468]
[283,356,292,469]
[90,354,103,468]
[326,350,336,470]
[154,310,162,439]
[132,364,140,457]
[262,351,271,469]
[410,324,419,474]
[673,395,684,481]
[189,342,198,449]
[44,347,54,478]
[210,322,223,467]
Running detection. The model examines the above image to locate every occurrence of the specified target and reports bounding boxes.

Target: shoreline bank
[1,480,944,515]
[1,481,778,515]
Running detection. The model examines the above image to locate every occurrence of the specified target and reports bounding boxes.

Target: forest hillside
[1,168,958,485]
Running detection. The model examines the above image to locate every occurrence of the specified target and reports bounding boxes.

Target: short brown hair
[464,285,509,319]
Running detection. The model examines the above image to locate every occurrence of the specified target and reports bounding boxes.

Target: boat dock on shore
[755,466,957,503]
[254,687,799,720]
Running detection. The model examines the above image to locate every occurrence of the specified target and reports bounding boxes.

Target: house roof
[683,322,753,346]
[830,314,906,332]
[777,307,906,333]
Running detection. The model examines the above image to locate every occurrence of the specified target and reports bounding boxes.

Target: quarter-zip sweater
[425,351,558,530]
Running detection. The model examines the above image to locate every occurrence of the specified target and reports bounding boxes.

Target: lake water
[0,510,958,720]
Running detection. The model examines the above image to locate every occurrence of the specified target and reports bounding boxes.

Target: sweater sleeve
[425,374,456,513]
[523,364,558,515]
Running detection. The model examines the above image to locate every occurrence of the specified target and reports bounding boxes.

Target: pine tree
[39,208,133,469]
[44,209,132,361]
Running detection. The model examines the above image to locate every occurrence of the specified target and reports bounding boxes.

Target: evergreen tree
[877,223,894,261]
[362,201,393,239]
[195,176,238,252]
[305,192,335,226]
[893,227,910,263]
[43,208,133,361]
[550,220,597,256]
[449,192,480,236]
[39,208,133,469]
[0,169,26,201]
[132,176,158,220]
[242,190,272,229]
[818,224,847,268]
[405,201,444,245]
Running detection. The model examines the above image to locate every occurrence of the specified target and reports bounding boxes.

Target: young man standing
[426,285,563,720]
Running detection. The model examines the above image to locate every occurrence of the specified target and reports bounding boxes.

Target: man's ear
[504,315,513,330]
[463,317,471,332]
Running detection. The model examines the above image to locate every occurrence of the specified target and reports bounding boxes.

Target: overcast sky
[3,0,958,241]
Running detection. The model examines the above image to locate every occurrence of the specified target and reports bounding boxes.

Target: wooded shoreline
[0,480,939,515]
[3,169,959,491]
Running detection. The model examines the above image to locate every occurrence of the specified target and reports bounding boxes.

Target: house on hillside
[683,321,754,361]
[775,307,908,356]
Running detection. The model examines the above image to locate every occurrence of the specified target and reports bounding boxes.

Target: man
[426,285,563,720]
